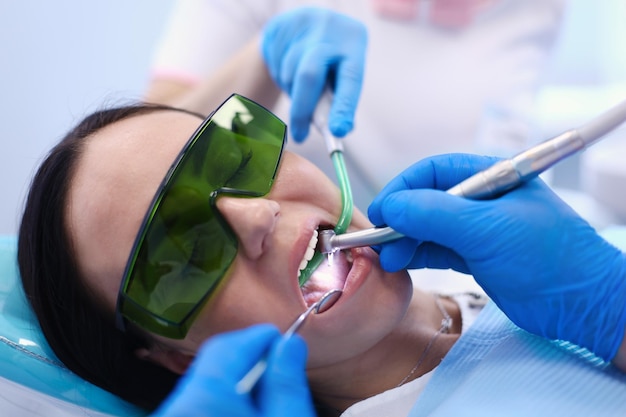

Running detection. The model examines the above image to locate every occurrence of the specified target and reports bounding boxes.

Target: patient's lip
[339,247,374,300]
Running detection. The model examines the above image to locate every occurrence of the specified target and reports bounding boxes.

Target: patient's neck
[308,290,462,414]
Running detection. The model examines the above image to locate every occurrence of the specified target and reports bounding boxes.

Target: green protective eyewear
[115,94,286,339]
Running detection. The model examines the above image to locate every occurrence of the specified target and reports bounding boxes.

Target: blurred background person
[3,0,626,239]
[144,0,567,211]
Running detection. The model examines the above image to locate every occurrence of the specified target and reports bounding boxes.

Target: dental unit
[317,98,626,255]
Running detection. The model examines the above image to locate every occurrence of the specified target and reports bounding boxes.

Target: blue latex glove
[368,153,626,361]
[151,324,315,417]
[261,7,367,142]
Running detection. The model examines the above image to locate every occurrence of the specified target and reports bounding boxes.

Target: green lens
[118,95,286,338]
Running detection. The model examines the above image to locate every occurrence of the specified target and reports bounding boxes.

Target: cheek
[186,261,301,340]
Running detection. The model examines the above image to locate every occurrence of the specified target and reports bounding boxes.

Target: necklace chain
[396,295,452,387]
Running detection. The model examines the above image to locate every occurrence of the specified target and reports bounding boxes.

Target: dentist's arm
[145,36,280,118]
[368,153,626,370]
[151,325,315,417]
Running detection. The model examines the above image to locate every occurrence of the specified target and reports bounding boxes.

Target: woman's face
[66,110,412,370]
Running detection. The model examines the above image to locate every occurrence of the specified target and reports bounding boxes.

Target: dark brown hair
[18,103,204,411]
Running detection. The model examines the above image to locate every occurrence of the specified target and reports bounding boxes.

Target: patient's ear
[135,347,194,375]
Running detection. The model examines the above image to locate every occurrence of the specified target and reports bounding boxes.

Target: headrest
[0,235,146,416]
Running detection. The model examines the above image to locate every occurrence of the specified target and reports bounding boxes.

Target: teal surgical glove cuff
[261,7,367,142]
[151,325,315,417]
[368,153,626,362]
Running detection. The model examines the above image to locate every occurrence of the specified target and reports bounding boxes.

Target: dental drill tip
[317,229,336,254]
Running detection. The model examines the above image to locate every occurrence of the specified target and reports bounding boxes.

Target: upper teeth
[298,230,318,273]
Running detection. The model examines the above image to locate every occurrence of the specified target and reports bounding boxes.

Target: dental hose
[331,151,353,234]
[298,91,354,286]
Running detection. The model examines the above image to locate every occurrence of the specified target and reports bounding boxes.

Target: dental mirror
[283,288,343,337]
[236,288,343,394]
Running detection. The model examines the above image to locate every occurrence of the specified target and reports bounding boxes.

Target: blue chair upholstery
[0,235,146,416]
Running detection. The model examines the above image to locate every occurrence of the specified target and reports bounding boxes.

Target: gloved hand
[151,324,315,417]
[261,7,367,142]
[368,153,626,361]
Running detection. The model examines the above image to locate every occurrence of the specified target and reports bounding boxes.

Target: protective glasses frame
[115,94,286,339]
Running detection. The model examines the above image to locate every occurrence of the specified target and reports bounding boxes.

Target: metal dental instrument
[298,89,354,286]
[318,99,626,254]
[235,289,343,394]
[318,227,402,255]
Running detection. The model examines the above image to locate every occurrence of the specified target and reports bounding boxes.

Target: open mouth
[298,228,351,307]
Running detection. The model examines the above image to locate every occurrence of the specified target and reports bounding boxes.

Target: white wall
[0,1,174,235]
[541,0,626,87]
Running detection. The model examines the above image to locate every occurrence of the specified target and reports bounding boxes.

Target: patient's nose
[216,197,280,259]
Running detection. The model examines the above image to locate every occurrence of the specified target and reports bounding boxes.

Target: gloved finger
[259,335,316,417]
[377,238,471,274]
[377,189,483,255]
[328,58,364,137]
[328,25,366,137]
[289,48,333,142]
[403,241,471,274]
[190,324,281,383]
[277,41,309,94]
[368,154,499,226]
[377,238,421,272]
[390,154,499,193]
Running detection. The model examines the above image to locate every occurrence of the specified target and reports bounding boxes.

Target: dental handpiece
[318,99,626,254]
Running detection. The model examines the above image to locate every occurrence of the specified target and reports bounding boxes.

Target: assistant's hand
[261,7,367,142]
[368,153,626,362]
[151,324,315,417]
